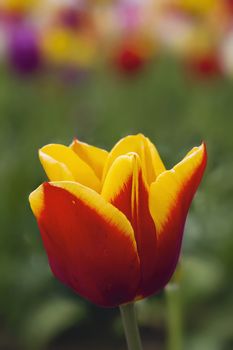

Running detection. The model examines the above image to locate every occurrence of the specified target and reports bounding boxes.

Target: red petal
[30,181,140,307]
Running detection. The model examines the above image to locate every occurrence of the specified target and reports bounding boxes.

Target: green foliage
[22,297,85,350]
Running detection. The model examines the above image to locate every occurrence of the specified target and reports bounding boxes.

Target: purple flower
[59,8,83,30]
[117,0,141,32]
[8,24,41,74]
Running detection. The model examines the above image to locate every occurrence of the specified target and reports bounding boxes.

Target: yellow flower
[41,27,96,68]
[29,134,207,307]
[0,0,35,13]
[176,0,217,14]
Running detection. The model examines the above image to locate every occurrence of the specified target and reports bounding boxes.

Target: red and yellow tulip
[29,134,207,307]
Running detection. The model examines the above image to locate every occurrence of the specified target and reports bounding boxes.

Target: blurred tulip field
[0,1,233,350]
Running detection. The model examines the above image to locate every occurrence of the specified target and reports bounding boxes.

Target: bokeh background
[0,0,233,349]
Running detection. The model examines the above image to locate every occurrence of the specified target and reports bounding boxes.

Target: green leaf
[21,297,85,350]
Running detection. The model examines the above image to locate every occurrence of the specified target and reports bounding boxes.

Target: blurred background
[0,0,233,349]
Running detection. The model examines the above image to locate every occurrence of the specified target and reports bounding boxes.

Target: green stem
[165,283,183,350]
[120,302,143,350]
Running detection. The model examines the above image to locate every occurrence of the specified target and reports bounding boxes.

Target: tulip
[225,0,233,15]
[185,52,222,79]
[29,134,207,349]
[114,45,145,74]
[113,37,153,75]
[117,0,141,32]
[176,0,217,15]
[58,7,87,30]
[29,134,207,305]
[41,27,96,68]
[0,0,35,15]
[8,24,41,74]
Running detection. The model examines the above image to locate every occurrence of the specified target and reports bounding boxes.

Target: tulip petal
[39,144,101,192]
[29,181,140,307]
[102,153,157,296]
[148,143,207,297]
[103,134,165,185]
[70,139,108,180]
